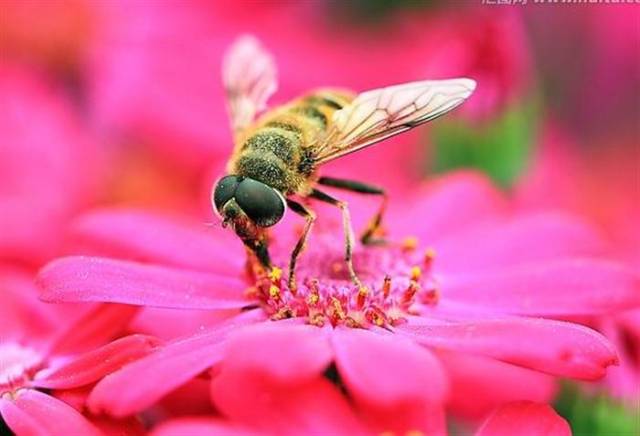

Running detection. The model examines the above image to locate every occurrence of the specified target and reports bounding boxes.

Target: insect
[213,36,476,290]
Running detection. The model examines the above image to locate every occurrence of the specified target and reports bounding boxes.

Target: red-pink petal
[222,323,332,384]
[0,267,59,339]
[398,316,617,380]
[439,351,557,421]
[153,418,262,436]
[88,311,263,417]
[0,65,100,264]
[38,256,248,309]
[435,213,606,274]
[444,259,640,316]
[33,335,160,389]
[331,328,448,407]
[47,303,140,356]
[475,401,571,436]
[389,171,506,242]
[0,390,101,436]
[212,371,367,436]
[358,401,447,436]
[69,209,244,274]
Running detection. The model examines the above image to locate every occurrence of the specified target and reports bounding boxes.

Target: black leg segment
[286,199,316,291]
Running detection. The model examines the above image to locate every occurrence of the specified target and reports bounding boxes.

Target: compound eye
[234,178,286,227]
[213,175,241,212]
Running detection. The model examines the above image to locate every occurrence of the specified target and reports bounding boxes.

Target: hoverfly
[213,36,476,290]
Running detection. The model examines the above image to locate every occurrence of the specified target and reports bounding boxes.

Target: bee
[213,36,476,290]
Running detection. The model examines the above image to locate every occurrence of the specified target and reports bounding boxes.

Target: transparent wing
[223,35,278,135]
[313,78,476,164]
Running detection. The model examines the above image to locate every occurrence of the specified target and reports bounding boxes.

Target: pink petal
[153,378,215,418]
[33,335,160,389]
[88,311,263,417]
[444,259,640,316]
[38,256,249,309]
[358,401,447,436]
[435,213,606,274]
[221,323,332,384]
[398,316,618,380]
[389,171,506,242]
[0,65,100,264]
[212,371,368,436]
[69,209,244,274]
[331,328,448,407]
[0,390,101,436]
[47,303,140,356]
[0,267,59,339]
[475,401,571,436]
[153,418,262,436]
[439,351,557,421]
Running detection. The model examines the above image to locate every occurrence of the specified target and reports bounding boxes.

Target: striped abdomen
[231,90,353,195]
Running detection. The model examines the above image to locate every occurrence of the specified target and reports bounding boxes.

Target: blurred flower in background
[0,64,101,265]
[1,1,638,435]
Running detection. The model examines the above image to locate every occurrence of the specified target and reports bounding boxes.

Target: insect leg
[317,176,388,245]
[286,199,316,291]
[310,189,365,289]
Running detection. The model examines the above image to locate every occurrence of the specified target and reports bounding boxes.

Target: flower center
[247,235,440,329]
[0,343,43,398]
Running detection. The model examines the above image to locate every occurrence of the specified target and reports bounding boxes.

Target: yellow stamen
[410,266,422,281]
[382,275,392,299]
[424,247,437,265]
[356,286,368,308]
[402,280,420,304]
[402,236,418,252]
[309,313,325,327]
[307,291,320,306]
[268,266,282,282]
[331,297,346,320]
[269,285,281,301]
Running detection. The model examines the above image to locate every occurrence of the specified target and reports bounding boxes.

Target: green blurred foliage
[329,0,439,23]
[428,101,539,189]
[554,383,640,436]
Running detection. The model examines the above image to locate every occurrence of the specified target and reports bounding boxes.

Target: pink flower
[0,266,159,435]
[517,125,640,403]
[36,170,640,428]
[415,8,531,121]
[475,401,571,436]
[0,63,101,265]
[0,0,94,74]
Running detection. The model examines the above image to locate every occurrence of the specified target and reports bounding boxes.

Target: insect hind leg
[317,176,388,245]
[310,188,365,289]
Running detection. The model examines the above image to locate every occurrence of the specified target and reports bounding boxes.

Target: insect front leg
[286,199,316,291]
[310,189,365,289]
[317,176,388,245]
